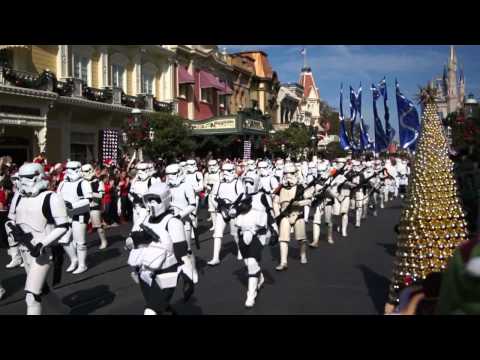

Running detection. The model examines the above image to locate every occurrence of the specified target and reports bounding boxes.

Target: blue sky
[221,45,480,141]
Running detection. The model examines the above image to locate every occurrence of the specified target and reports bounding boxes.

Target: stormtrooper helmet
[185,159,197,174]
[307,161,318,177]
[142,182,172,218]
[147,162,156,177]
[18,163,48,197]
[282,163,298,188]
[81,164,95,181]
[333,158,347,171]
[222,163,236,182]
[244,173,260,194]
[65,161,82,182]
[165,164,185,187]
[179,161,187,170]
[135,162,151,181]
[352,160,363,173]
[275,159,284,170]
[246,159,256,172]
[317,160,329,174]
[208,159,219,174]
[257,161,269,177]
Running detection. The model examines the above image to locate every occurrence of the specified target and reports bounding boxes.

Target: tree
[144,113,197,163]
[267,123,311,160]
[385,86,468,312]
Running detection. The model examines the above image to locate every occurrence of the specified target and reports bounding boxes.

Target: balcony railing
[0,66,173,113]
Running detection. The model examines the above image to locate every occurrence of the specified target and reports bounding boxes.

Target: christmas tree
[385,86,469,309]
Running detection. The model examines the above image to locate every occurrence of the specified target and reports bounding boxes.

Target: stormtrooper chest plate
[218,181,240,203]
[59,180,82,203]
[15,192,50,234]
[131,180,150,196]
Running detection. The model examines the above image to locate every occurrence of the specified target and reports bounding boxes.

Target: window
[112,64,125,90]
[179,84,189,99]
[73,55,89,84]
[141,72,154,95]
[201,88,214,103]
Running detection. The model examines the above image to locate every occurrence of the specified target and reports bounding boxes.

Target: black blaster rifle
[216,194,252,222]
[275,183,311,225]
[7,222,42,258]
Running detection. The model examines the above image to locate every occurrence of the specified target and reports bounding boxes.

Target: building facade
[0,45,176,164]
[274,83,303,130]
[298,66,321,127]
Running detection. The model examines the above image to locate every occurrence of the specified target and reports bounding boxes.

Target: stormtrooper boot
[327,224,334,244]
[209,212,216,231]
[355,208,362,228]
[309,224,320,248]
[73,248,88,274]
[97,228,108,250]
[63,243,78,272]
[0,286,5,300]
[207,237,221,266]
[362,203,368,219]
[300,241,307,264]
[341,214,348,237]
[144,308,157,315]
[6,246,23,269]
[26,293,42,315]
[257,272,265,290]
[275,242,288,271]
[245,276,258,308]
[234,236,243,260]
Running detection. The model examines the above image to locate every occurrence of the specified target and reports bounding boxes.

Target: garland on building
[386,86,469,307]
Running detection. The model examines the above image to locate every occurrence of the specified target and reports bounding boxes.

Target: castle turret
[447,45,458,113]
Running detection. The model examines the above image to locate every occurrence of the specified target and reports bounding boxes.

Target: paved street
[0,200,402,315]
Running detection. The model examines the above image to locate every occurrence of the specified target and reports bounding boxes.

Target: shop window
[179,84,189,99]
[201,88,214,103]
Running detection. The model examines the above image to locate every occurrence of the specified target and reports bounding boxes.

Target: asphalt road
[0,199,402,315]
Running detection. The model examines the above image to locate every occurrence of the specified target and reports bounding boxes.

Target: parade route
[0,200,401,315]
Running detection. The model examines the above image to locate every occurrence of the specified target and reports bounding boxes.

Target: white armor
[165,164,197,251]
[330,158,355,238]
[126,182,197,315]
[5,163,69,315]
[396,159,409,198]
[57,161,93,275]
[205,160,221,231]
[184,159,203,238]
[81,164,108,249]
[129,162,160,227]
[310,164,335,247]
[207,163,245,266]
[5,173,24,269]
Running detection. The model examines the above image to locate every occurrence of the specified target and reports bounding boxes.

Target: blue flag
[355,84,372,151]
[371,84,389,153]
[338,84,351,150]
[349,86,358,150]
[395,80,420,150]
[379,77,395,143]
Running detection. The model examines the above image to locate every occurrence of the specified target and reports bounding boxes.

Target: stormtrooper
[5,163,69,314]
[303,161,318,227]
[234,172,277,308]
[57,161,93,274]
[273,159,285,183]
[383,158,398,202]
[208,162,245,266]
[204,159,221,231]
[396,158,410,199]
[329,158,356,238]
[349,160,367,228]
[274,163,314,271]
[126,182,198,315]
[184,159,204,243]
[309,160,335,247]
[243,159,257,180]
[81,164,108,250]
[257,161,281,216]
[5,172,24,269]
[165,164,197,252]
[129,162,160,227]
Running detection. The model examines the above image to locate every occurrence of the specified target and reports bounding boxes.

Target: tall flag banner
[355,84,372,150]
[379,77,395,143]
[395,80,420,150]
[338,84,351,150]
[349,86,358,150]
[371,84,389,153]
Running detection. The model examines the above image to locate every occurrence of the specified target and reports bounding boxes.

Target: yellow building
[0,45,176,164]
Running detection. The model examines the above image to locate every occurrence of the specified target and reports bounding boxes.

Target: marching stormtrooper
[208,163,245,266]
[5,163,69,314]
[329,158,356,238]
[309,160,334,247]
[383,158,398,202]
[350,160,367,228]
[235,172,277,308]
[126,182,198,315]
[243,159,257,180]
[184,159,204,243]
[129,162,160,227]
[396,158,410,199]
[165,164,197,251]
[274,163,314,270]
[5,172,24,269]
[57,161,93,274]
[273,159,285,183]
[81,164,108,249]
[204,159,221,231]
[257,161,280,215]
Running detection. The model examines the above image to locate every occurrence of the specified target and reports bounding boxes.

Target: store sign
[190,117,236,130]
[243,118,264,130]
